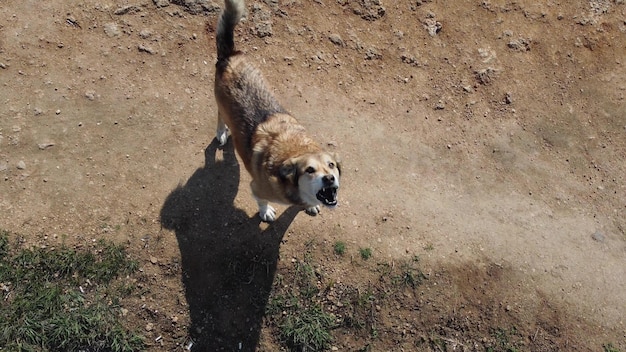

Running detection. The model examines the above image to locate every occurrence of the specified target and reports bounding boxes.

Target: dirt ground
[1,0,625,351]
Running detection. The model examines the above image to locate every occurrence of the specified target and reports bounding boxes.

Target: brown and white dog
[213,0,341,222]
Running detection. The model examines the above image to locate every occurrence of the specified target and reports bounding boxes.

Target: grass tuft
[280,305,335,351]
[604,343,621,352]
[0,231,143,352]
[333,241,346,256]
[359,248,372,260]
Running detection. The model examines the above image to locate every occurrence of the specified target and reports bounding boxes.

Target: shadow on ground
[160,140,298,351]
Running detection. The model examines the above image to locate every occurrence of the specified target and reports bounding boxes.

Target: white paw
[305,205,320,216]
[259,204,277,222]
[216,127,229,146]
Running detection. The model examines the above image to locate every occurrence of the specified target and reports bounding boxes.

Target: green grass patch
[487,327,521,352]
[392,260,427,289]
[266,251,336,351]
[604,343,621,352]
[333,241,346,256]
[0,230,143,352]
[280,305,335,351]
[359,247,372,260]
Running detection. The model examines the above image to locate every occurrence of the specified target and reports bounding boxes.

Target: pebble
[139,29,153,39]
[38,142,55,150]
[103,22,121,37]
[17,160,26,170]
[591,231,605,243]
[150,256,158,264]
[329,33,344,46]
[365,47,382,60]
[138,44,156,54]
[153,0,170,8]
[424,18,442,36]
[145,322,154,332]
[505,92,513,104]
[114,5,141,16]
[85,90,96,100]
[0,162,8,172]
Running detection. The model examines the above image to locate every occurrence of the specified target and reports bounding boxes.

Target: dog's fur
[214,0,341,222]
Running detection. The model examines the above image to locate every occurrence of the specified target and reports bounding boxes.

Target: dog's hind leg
[216,109,230,146]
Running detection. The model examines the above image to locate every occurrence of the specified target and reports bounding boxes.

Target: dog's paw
[305,205,320,216]
[216,127,229,146]
[259,204,277,222]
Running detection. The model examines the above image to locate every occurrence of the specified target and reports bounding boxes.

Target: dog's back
[214,0,287,164]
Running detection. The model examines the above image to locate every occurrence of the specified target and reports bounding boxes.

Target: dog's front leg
[251,181,276,222]
[305,205,320,216]
[255,198,276,222]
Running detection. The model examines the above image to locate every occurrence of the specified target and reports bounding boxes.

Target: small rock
[328,33,344,46]
[591,231,605,242]
[121,308,129,316]
[145,322,154,332]
[38,142,55,150]
[150,256,158,264]
[139,29,153,39]
[507,37,531,51]
[17,161,26,170]
[504,92,513,104]
[153,0,170,7]
[365,47,382,60]
[424,18,442,36]
[138,44,156,54]
[85,91,96,100]
[476,67,497,85]
[0,162,8,172]
[0,62,7,69]
[255,21,273,38]
[401,53,419,66]
[351,0,385,21]
[114,5,141,15]
[175,0,220,15]
[34,108,43,116]
[103,22,121,37]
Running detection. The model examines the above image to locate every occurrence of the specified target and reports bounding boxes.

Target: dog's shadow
[160,140,298,351]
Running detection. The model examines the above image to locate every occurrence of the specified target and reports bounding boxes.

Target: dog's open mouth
[316,186,338,206]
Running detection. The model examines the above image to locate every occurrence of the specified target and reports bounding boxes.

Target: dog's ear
[331,153,342,176]
[279,159,299,185]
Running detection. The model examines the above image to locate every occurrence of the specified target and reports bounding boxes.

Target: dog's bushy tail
[216,0,245,61]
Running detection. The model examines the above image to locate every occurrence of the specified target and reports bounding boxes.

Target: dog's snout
[323,174,336,186]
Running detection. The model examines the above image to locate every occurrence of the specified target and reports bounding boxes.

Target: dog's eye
[305,166,315,174]
[328,162,335,169]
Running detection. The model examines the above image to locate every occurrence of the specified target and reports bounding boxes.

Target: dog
[213,0,341,222]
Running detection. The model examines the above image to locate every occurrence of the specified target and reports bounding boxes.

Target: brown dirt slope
[1,0,625,351]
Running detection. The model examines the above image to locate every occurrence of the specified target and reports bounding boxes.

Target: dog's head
[280,152,341,208]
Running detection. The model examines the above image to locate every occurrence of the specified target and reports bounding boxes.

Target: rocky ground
[1,0,625,351]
